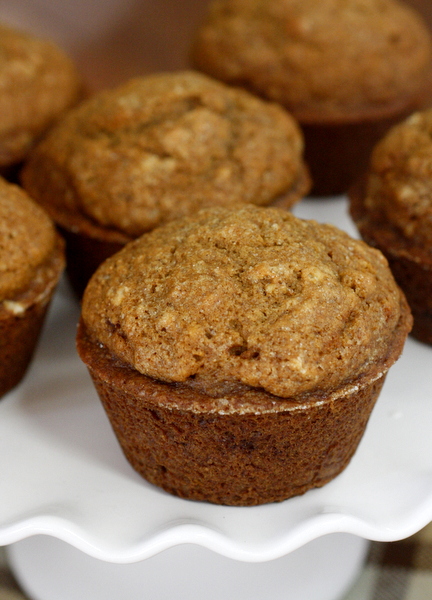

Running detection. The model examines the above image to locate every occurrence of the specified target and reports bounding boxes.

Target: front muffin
[21,70,309,296]
[350,108,432,344]
[77,205,411,505]
[0,177,65,398]
[191,0,432,194]
[0,23,83,173]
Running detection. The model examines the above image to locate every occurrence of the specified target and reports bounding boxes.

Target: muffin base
[59,226,125,300]
[77,313,410,506]
[302,112,409,197]
[303,86,432,196]
[350,180,432,345]
[0,236,65,398]
[0,300,50,398]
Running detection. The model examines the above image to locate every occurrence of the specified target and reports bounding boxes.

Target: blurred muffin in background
[191,0,432,195]
[0,177,64,399]
[350,108,432,345]
[21,70,310,297]
[0,22,83,177]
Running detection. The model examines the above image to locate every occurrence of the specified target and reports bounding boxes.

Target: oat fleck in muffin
[21,70,309,296]
[0,177,64,398]
[0,23,83,174]
[350,108,432,344]
[77,205,411,505]
[191,0,432,195]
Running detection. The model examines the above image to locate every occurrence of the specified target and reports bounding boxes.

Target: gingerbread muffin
[77,205,411,506]
[0,23,83,176]
[191,0,432,195]
[0,177,65,399]
[21,70,309,297]
[350,109,432,345]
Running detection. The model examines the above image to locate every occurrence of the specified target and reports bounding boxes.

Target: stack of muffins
[2,0,431,506]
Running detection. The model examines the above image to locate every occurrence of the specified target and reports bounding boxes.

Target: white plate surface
[0,196,431,564]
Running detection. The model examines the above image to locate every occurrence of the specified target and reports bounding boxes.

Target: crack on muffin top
[81,205,405,398]
[21,70,307,237]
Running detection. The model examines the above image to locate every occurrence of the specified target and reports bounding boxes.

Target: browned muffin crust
[0,23,83,169]
[350,109,432,343]
[81,205,409,399]
[77,318,396,505]
[0,178,61,302]
[78,205,411,505]
[191,0,432,122]
[0,177,65,397]
[21,70,309,242]
[360,110,432,248]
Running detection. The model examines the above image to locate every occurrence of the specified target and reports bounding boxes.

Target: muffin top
[191,0,432,121]
[0,177,59,303]
[362,109,432,250]
[0,23,83,167]
[21,70,308,241]
[81,205,407,399]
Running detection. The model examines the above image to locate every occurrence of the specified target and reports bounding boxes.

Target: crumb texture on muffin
[191,0,432,120]
[0,23,82,166]
[363,109,432,248]
[82,205,406,399]
[0,177,59,302]
[21,70,308,239]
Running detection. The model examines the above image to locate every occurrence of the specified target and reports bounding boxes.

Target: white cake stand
[1,197,432,600]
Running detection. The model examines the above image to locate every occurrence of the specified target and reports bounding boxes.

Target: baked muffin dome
[192,0,432,120]
[22,70,308,237]
[191,0,432,194]
[78,206,411,505]
[21,70,309,295]
[0,177,64,398]
[82,205,406,397]
[350,108,432,343]
[0,23,83,171]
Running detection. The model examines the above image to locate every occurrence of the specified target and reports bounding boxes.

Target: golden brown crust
[0,177,65,398]
[191,0,432,122]
[361,109,432,249]
[0,23,83,167]
[350,135,432,345]
[21,70,308,238]
[81,205,410,398]
[0,177,60,301]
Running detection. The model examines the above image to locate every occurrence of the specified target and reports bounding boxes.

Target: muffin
[0,23,83,177]
[350,109,432,345]
[21,70,310,297]
[0,177,65,399]
[77,205,411,506]
[191,0,432,195]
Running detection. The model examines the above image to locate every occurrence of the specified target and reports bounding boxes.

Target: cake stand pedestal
[7,533,368,600]
[2,198,432,600]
